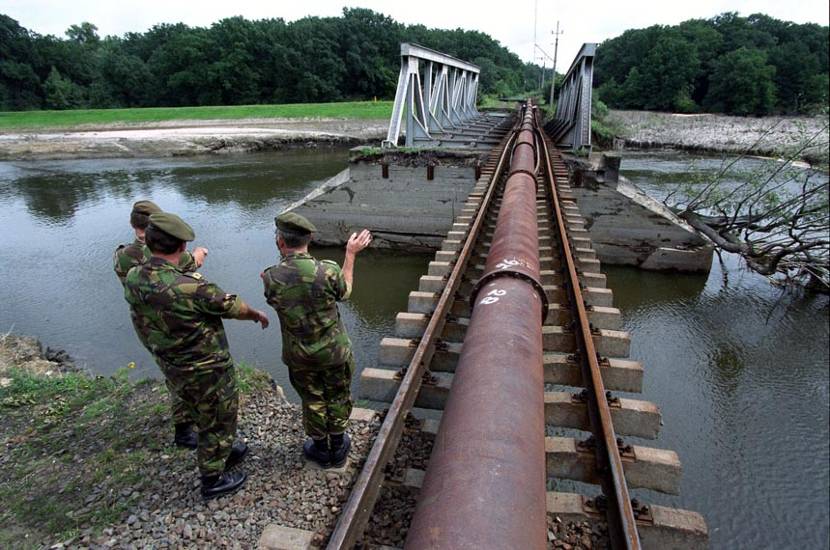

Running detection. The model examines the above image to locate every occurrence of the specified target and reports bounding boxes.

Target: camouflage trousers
[161,362,238,476]
[164,380,191,426]
[288,356,355,441]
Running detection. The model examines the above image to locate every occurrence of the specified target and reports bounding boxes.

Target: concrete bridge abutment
[286,145,712,273]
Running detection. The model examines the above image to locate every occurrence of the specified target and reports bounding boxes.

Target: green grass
[0,100,394,130]
[0,363,273,547]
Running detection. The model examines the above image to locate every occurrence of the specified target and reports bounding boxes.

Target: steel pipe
[405,104,547,550]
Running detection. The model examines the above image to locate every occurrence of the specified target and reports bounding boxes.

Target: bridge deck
[309,104,708,549]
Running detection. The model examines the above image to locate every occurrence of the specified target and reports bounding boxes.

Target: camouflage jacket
[124,256,242,371]
[262,252,352,369]
[113,239,196,284]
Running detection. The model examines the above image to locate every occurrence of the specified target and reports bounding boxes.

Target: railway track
[328,101,708,549]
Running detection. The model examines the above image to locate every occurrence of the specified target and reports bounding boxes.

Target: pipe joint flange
[470,268,550,323]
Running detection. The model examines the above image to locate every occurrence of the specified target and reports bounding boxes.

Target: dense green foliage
[595,13,829,115]
[0,9,542,112]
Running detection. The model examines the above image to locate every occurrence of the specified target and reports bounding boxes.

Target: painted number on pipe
[495,258,521,270]
[479,288,506,305]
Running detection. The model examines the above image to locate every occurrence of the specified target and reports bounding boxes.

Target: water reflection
[9,171,114,224]
[620,150,829,204]
[603,264,707,310]
[617,154,829,549]
[0,147,349,224]
[0,149,827,548]
[169,150,347,207]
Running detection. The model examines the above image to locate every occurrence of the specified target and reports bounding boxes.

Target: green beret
[148,212,195,242]
[275,212,316,234]
[132,200,162,216]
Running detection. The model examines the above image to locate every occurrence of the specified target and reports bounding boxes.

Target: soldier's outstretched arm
[192,280,269,329]
[342,229,373,292]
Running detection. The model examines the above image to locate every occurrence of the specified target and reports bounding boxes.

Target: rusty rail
[331,100,645,549]
[325,117,520,550]
[405,103,548,549]
[537,117,642,549]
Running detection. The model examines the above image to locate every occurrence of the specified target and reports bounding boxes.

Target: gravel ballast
[2,334,614,549]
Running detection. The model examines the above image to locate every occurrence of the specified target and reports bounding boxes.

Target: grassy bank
[0,361,271,547]
[0,101,393,131]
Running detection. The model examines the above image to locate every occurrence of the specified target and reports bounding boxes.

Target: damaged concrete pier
[288,143,713,271]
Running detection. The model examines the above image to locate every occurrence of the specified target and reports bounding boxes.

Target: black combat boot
[224,441,249,470]
[303,437,331,467]
[174,423,198,449]
[329,433,351,468]
[200,470,247,500]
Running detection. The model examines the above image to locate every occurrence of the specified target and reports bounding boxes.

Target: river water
[0,148,827,548]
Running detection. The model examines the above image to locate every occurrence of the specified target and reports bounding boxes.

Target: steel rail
[326,119,520,550]
[537,120,642,549]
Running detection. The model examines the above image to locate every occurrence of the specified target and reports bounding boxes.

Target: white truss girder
[384,43,481,148]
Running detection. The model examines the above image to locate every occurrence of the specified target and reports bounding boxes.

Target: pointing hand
[254,310,269,329]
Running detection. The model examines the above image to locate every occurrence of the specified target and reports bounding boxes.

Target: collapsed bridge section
[325,101,708,549]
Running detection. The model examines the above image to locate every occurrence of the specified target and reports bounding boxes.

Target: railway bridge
[280,44,710,549]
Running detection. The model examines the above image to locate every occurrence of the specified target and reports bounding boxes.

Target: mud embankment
[609,110,829,165]
[0,118,389,161]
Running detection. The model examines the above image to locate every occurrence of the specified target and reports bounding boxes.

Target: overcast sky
[2,0,828,68]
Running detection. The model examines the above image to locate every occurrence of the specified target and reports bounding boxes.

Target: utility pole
[550,21,564,107]
[534,0,546,95]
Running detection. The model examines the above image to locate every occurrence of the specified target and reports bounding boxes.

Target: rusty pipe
[405,103,547,550]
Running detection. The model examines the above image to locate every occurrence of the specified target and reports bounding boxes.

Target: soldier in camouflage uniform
[113,200,208,284]
[124,212,270,499]
[261,212,372,468]
[114,200,209,449]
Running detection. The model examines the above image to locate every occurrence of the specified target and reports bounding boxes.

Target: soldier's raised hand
[346,229,373,255]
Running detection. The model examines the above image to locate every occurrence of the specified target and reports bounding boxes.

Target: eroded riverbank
[609,109,829,165]
[3,110,828,164]
[0,118,388,160]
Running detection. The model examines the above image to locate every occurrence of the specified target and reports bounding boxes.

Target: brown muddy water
[0,148,827,549]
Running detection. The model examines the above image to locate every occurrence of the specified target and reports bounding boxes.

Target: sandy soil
[609,110,829,164]
[0,118,389,161]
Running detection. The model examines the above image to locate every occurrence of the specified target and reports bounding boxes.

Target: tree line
[3,9,826,116]
[594,12,829,116]
[0,8,544,112]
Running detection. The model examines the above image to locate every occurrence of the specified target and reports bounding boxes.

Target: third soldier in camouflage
[261,212,372,468]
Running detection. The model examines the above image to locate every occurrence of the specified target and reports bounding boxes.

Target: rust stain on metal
[325,117,520,550]
[406,103,547,550]
[539,117,642,549]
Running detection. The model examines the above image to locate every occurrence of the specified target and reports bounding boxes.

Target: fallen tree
[665,122,829,292]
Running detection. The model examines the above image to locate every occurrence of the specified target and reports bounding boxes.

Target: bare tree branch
[666,121,830,292]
